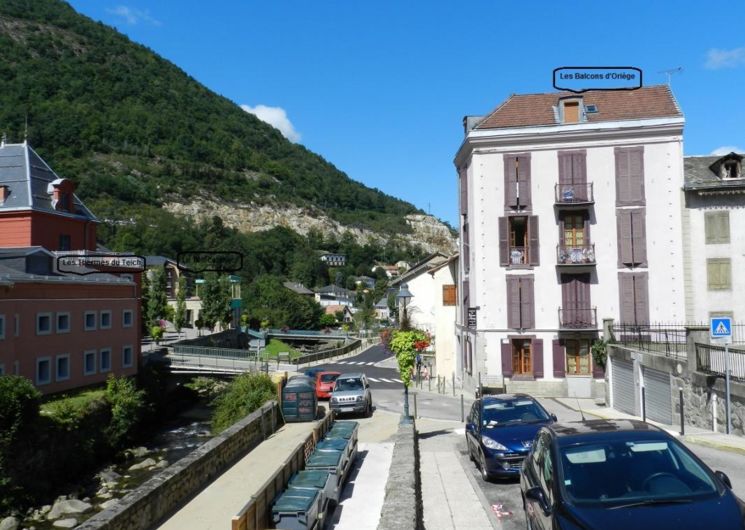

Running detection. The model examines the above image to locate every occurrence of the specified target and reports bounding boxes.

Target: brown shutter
[631,208,647,266]
[504,155,518,208]
[501,341,513,377]
[459,170,468,216]
[615,147,630,205]
[517,155,531,208]
[521,276,535,329]
[617,209,633,266]
[572,151,588,201]
[634,272,650,325]
[499,217,509,266]
[507,276,520,328]
[558,152,573,186]
[629,147,645,205]
[618,273,635,324]
[578,273,592,326]
[442,285,456,306]
[561,275,575,325]
[528,215,540,266]
[559,216,566,246]
[533,339,544,378]
[462,280,469,324]
[463,221,470,273]
[553,339,566,378]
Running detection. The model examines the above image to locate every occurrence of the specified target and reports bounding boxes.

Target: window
[560,274,593,328]
[442,285,456,306]
[58,234,71,251]
[122,345,133,368]
[504,154,532,209]
[704,211,730,244]
[615,147,645,206]
[123,309,134,328]
[617,208,647,267]
[618,272,649,325]
[557,151,588,201]
[100,310,112,329]
[36,357,51,385]
[563,100,580,124]
[83,350,96,375]
[84,311,97,331]
[707,259,731,290]
[121,274,134,282]
[56,354,70,381]
[36,313,52,335]
[506,275,535,329]
[56,312,70,333]
[499,216,539,266]
[565,339,592,375]
[100,348,112,372]
[722,160,741,179]
[562,214,586,247]
[0,314,4,340]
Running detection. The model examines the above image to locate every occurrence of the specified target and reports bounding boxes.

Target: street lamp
[396,283,414,422]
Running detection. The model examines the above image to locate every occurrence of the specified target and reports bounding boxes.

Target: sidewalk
[554,397,745,455]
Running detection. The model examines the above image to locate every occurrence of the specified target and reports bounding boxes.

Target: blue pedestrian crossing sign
[710,317,732,343]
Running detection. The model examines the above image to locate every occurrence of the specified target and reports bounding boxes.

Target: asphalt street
[312,344,406,389]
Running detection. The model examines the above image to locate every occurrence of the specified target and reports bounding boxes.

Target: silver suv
[330,373,372,417]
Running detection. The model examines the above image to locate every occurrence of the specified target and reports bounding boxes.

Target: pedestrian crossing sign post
[710,317,732,344]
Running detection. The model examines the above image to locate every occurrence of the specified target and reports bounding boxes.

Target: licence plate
[341,407,354,413]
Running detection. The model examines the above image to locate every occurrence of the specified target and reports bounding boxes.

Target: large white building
[453,86,686,397]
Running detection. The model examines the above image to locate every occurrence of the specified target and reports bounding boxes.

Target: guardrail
[294,339,363,366]
[611,324,688,359]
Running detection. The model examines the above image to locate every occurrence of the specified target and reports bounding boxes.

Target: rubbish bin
[271,487,323,530]
[288,469,335,513]
[282,377,318,422]
[305,449,345,503]
[315,438,355,473]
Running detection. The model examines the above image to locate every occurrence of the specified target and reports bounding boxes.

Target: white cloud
[710,145,744,155]
[241,104,301,142]
[705,47,745,69]
[107,5,161,26]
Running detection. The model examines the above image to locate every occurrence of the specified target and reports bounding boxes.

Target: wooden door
[512,339,532,375]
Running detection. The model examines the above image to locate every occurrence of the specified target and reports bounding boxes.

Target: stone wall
[378,418,423,530]
[77,401,279,530]
[673,371,745,436]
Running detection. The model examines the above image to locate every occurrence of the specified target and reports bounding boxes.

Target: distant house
[324,304,354,323]
[283,281,315,296]
[351,275,376,289]
[315,285,355,307]
[319,253,346,267]
[374,296,391,321]
[372,264,402,278]
[395,260,411,272]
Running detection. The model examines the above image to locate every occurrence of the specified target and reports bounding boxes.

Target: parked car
[315,371,341,399]
[520,419,744,530]
[465,394,556,481]
[329,373,372,417]
[304,367,325,379]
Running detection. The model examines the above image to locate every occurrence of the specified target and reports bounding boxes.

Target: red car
[315,371,341,399]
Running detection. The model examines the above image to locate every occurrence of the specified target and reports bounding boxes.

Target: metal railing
[509,246,528,265]
[558,307,597,329]
[555,183,594,204]
[611,323,688,358]
[696,343,745,381]
[556,244,596,265]
[294,339,363,366]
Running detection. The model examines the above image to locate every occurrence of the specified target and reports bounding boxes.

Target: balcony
[556,244,596,266]
[554,183,594,207]
[559,307,597,329]
[509,246,527,265]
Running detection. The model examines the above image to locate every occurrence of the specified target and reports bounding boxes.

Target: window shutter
[578,274,592,325]
[631,208,647,266]
[507,276,520,328]
[533,339,544,378]
[528,216,540,266]
[517,155,532,208]
[560,275,572,326]
[504,156,518,208]
[499,217,509,266]
[463,221,470,273]
[462,280,469,323]
[521,276,535,329]
[617,209,633,266]
[442,285,456,306]
[704,212,715,243]
[558,152,573,186]
[501,341,513,377]
[553,339,566,378]
[618,273,635,324]
[459,170,468,216]
[571,151,588,201]
[629,147,645,205]
[634,272,650,325]
[615,148,630,205]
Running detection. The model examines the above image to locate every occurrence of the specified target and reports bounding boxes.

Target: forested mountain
[0,0,454,248]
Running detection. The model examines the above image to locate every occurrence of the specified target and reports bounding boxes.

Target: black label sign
[467,308,478,329]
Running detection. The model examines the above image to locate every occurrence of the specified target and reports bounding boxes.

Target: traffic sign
[710,317,732,343]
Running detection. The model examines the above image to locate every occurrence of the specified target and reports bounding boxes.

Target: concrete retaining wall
[77,401,280,530]
[673,371,745,436]
[377,418,423,530]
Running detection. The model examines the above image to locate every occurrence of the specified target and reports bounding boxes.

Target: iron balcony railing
[558,307,597,329]
[556,244,596,265]
[509,246,528,265]
[555,183,594,205]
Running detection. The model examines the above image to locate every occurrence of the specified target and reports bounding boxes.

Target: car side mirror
[715,470,732,489]
[525,486,552,516]
[550,414,558,422]
[465,422,475,433]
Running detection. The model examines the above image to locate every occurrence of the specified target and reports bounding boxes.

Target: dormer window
[47,178,75,212]
[559,97,584,124]
[0,185,9,205]
[722,160,741,179]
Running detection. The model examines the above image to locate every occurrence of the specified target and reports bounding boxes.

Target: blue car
[465,394,556,481]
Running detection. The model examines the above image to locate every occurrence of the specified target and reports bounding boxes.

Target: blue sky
[68,0,745,226]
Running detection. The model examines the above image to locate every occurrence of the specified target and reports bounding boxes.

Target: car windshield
[482,399,550,427]
[334,378,363,391]
[320,374,339,383]
[559,438,719,505]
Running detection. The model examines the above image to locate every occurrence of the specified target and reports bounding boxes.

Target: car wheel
[480,452,492,482]
[366,401,373,418]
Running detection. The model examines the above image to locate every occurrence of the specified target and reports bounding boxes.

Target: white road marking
[367,377,380,382]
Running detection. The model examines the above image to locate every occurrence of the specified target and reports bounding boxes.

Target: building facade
[454,86,686,397]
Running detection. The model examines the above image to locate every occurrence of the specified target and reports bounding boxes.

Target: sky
[67,0,745,227]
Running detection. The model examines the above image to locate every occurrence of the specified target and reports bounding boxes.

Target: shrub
[104,375,148,449]
[211,373,276,434]
[388,329,430,388]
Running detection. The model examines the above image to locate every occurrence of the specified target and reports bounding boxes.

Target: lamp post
[396,283,414,422]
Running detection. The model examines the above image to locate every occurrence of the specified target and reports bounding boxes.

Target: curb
[682,435,745,456]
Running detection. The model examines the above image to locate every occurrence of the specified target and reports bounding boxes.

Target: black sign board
[467,308,478,329]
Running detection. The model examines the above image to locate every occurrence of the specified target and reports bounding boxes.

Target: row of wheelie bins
[271,420,359,529]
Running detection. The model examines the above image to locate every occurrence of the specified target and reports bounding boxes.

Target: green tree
[140,270,151,333]
[201,273,231,331]
[104,375,147,449]
[320,313,336,327]
[147,266,168,325]
[174,275,187,336]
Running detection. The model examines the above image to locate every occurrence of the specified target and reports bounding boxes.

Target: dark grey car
[329,373,372,417]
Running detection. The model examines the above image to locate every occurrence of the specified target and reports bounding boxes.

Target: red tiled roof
[475,85,681,130]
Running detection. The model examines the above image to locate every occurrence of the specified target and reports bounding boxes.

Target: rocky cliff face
[164,199,457,255]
